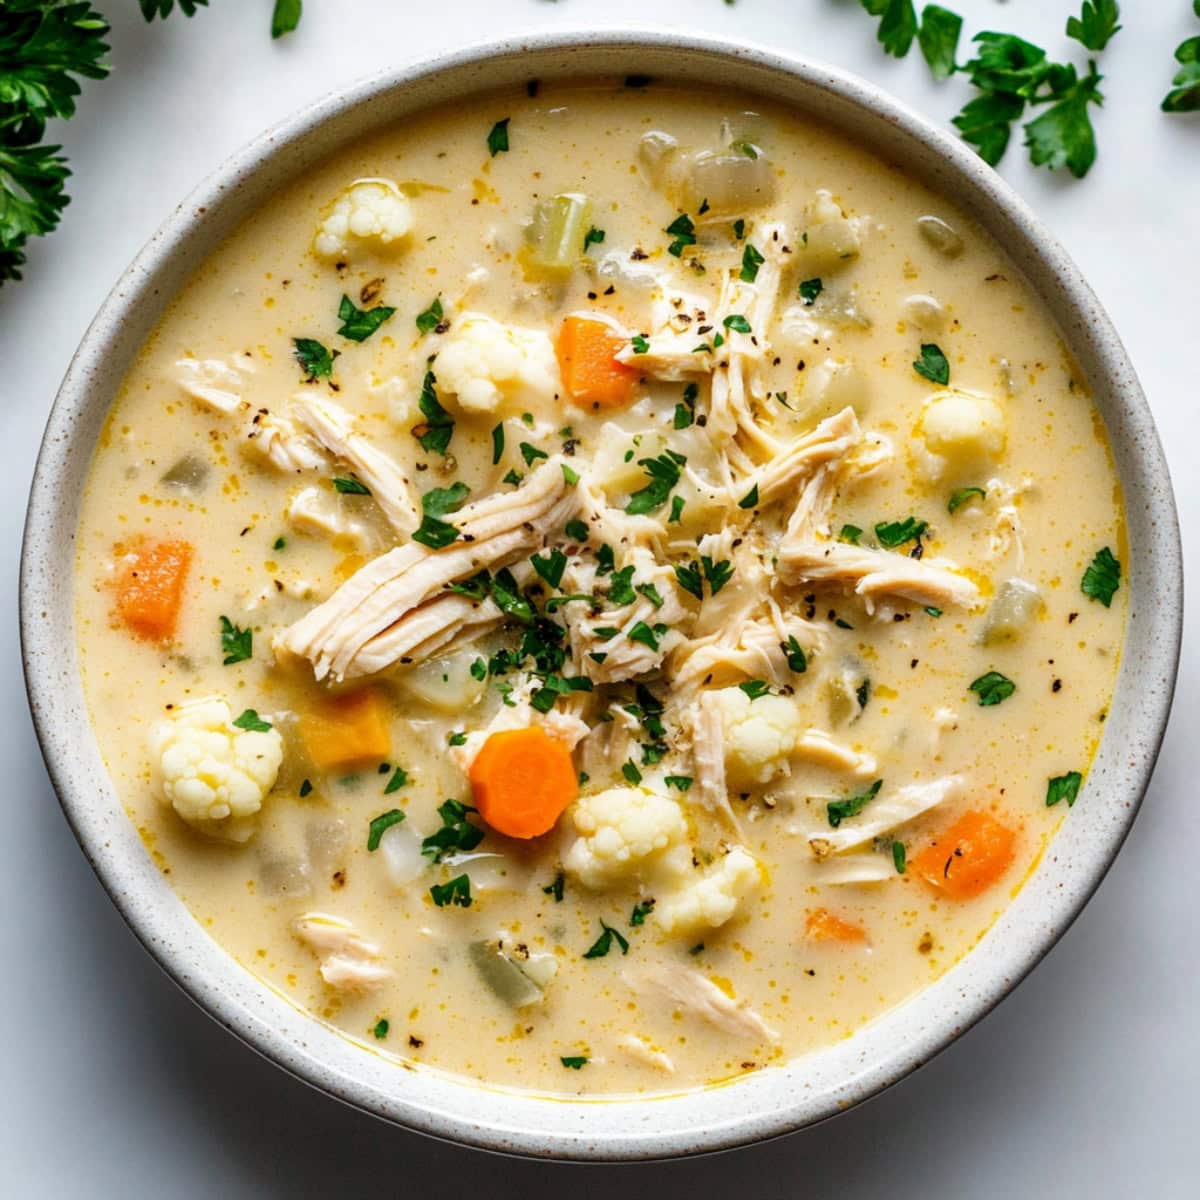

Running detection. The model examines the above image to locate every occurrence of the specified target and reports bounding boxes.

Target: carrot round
[468,727,578,839]
[556,315,638,410]
[116,539,193,642]
[805,907,867,943]
[911,809,1016,900]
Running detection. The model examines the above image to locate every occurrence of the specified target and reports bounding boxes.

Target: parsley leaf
[542,871,565,901]
[414,370,454,456]
[740,242,765,282]
[913,343,950,385]
[583,919,629,959]
[827,779,883,828]
[608,565,637,606]
[969,670,1016,706]
[723,313,752,334]
[519,441,548,466]
[738,680,770,701]
[490,422,505,465]
[384,767,408,794]
[674,562,702,601]
[219,616,252,664]
[1046,771,1083,807]
[664,775,693,792]
[893,840,907,874]
[782,635,808,674]
[337,294,396,342]
[411,514,459,549]
[333,475,371,495]
[372,1017,389,1039]
[583,225,606,251]
[630,334,650,354]
[798,277,823,305]
[948,486,986,514]
[491,567,534,624]
[1163,35,1200,113]
[430,874,472,908]
[702,555,734,594]
[367,808,406,851]
[738,483,759,510]
[415,296,444,335]
[917,4,962,80]
[627,621,660,650]
[292,337,338,381]
[626,450,686,515]
[1066,0,1121,53]
[232,708,271,732]
[486,117,510,156]
[531,548,568,589]
[1081,546,1120,606]
[630,900,655,925]
[422,481,470,517]
[665,212,696,257]
[421,799,484,861]
[859,0,919,59]
[1024,61,1104,179]
[839,524,863,545]
[560,1055,588,1069]
[875,517,927,548]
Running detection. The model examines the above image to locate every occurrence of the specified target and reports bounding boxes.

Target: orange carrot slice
[911,810,1017,900]
[300,689,392,770]
[805,907,868,943]
[468,727,578,839]
[556,315,638,410]
[116,539,193,642]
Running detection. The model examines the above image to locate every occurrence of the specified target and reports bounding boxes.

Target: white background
[2,1,1197,1195]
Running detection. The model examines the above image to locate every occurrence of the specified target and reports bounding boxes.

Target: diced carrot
[805,908,868,943]
[556,315,638,410]
[300,688,392,770]
[116,539,193,642]
[911,810,1017,900]
[468,727,578,839]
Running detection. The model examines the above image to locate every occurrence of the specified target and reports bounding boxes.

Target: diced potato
[300,688,392,770]
[798,190,861,273]
[398,651,487,714]
[800,358,871,422]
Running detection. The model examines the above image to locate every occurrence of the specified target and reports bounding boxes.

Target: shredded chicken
[794,729,877,777]
[276,458,577,681]
[176,355,255,415]
[751,406,862,509]
[669,611,821,696]
[286,485,372,547]
[625,963,779,1043]
[292,912,391,991]
[806,775,963,857]
[688,689,741,832]
[617,1034,676,1074]
[245,409,326,473]
[777,541,980,613]
[798,854,896,885]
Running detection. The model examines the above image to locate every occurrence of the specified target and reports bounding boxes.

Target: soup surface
[75,80,1125,1097]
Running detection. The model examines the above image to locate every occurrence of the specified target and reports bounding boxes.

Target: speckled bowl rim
[20,29,1182,1162]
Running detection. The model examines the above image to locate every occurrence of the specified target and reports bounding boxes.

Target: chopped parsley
[917,4,963,80]
[430,874,472,908]
[519,441,548,467]
[414,370,455,456]
[827,779,883,829]
[893,840,907,874]
[336,293,396,342]
[542,871,565,902]
[583,225,606,251]
[448,731,468,746]
[925,606,943,617]
[669,494,686,523]
[372,1018,390,1039]
[948,485,986,514]
[969,670,1017,707]
[627,621,662,650]
[232,708,271,732]
[1081,546,1120,607]
[875,516,928,548]
[531,548,568,589]
[738,680,770,701]
[723,313,752,334]
[738,483,759,509]
[411,514,459,549]
[622,760,643,785]
[415,296,444,335]
[630,334,650,354]
[422,481,470,516]
[607,565,637,606]
[1068,2,1122,55]
[333,475,371,495]
[739,242,765,282]
[299,778,313,798]
[292,337,338,381]
[782,635,808,674]
[798,277,823,305]
[486,117,510,156]
[665,212,697,257]
[560,1056,588,1069]
[913,342,950,385]
[732,217,746,239]
[565,518,589,542]
[636,582,665,609]
[1046,770,1084,808]
[583,919,630,959]
[384,767,408,794]
[219,616,252,665]
[838,524,863,545]
[367,808,406,851]
[630,900,655,925]
[421,799,484,861]
[625,450,686,516]
[272,536,286,551]
[664,775,693,792]
[491,422,505,465]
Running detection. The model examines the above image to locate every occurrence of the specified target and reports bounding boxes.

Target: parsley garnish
[299,778,313,798]
[731,217,746,239]
[1081,546,1120,607]
[1046,770,1084,807]
[738,483,759,510]
[486,117,510,156]
[519,441,548,467]
[607,565,637,606]
[875,517,927,548]
[492,567,534,623]
[858,0,919,58]
[583,919,629,959]
[948,486,986,514]
[272,536,286,551]
[367,808,406,851]
[430,874,472,908]
[723,313,752,334]
[542,871,565,902]
[333,476,371,495]
[622,760,642,785]
[740,242,764,282]
[893,840,907,874]
[565,518,589,542]
[415,296,444,335]
[969,670,1016,706]
[664,775,693,792]
[412,514,457,548]
[827,779,883,828]
[336,293,396,342]
[665,212,696,257]
[219,616,252,664]
[1067,0,1122,53]
[626,450,686,515]
[798,277,823,305]
[421,799,484,861]
[630,334,650,354]
[414,369,454,456]
[1163,22,1200,113]
[782,635,808,673]
[839,524,863,545]
[372,1017,389,1039]
[232,708,271,732]
[913,343,950,385]
[583,225,606,251]
[531,548,568,589]
[917,4,962,80]
[384,767,408,794]
[490,423,505,466]
[627,621,661,650]
[560,1056,588,1069]
[292,337,338,381]
[630,900,655,926]
[738,680,770,701]
[669,495,686,523]
[422,481,470,517]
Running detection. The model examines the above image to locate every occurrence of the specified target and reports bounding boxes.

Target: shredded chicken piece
[286,393,420,535]
[276,458,577,682]
[777,541,980,613]
[752,406,862,508]
[576,480,666,557]
[798,854,895,885]
[984,475,1033,569]
[292,912,391,991]
[669,611,821,696]
[246,409,327,473]
[286,485,372,547]
[794,729,877,776]
[806,775,963,857]
[688,689,740,832]
[176,355,255,414]
[625,963,779,1043]
[451,679,590,771]
[617,1034,676,1074]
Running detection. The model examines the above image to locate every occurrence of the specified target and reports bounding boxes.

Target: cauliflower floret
[798,189,861,273]
[149,697,283,843]
[312,179,412,261]
[653,846,763,935]
[564,786,689,889]
[434,312,562,416]
[917,388,1006,481]
[710,687,804,791]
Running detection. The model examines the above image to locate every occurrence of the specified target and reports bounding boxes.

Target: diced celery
[469,940,545,1008]
[525,192,592,271]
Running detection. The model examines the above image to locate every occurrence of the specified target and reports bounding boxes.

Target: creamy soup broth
[75,80,1125,1096]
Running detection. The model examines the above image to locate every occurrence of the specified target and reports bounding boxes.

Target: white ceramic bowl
[20,30,1182,1161]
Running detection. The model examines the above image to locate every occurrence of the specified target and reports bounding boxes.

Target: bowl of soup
[21,30,1181,1159]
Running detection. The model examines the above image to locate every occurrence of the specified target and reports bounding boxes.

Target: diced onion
[916,215,964,258]
[982,578,1043,644]
[682,152,775,215]
[379,820,426,887]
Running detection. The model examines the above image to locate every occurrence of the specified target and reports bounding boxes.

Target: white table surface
[2,1,1196,1194]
